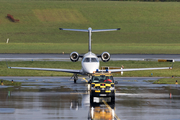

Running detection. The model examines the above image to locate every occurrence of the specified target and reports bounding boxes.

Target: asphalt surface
[0,77,180,120]
[0,53,180,61]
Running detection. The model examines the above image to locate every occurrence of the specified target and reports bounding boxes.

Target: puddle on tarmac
[0,77,180,120]
[0,108,15,114]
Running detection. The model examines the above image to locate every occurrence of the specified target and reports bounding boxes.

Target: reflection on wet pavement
[0,77,180,120]
[88,102,116,120]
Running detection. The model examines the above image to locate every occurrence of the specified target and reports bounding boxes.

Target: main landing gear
[73,74,78,83]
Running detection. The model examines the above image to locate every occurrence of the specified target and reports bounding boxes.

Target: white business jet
[9,27,172,83]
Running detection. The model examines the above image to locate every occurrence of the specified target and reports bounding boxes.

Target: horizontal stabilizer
[59,28,88,32]
[59,27,120,52]
[59,28,121,32]
[92,28,121,32]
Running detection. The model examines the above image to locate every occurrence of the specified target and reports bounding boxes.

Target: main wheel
[74,75,78,83]
[111,96,115,103]
[90,96,93,103]
[74,79,76,83]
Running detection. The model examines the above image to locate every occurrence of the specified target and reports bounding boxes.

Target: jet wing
[9,67,81,74]
[104,67,172,73]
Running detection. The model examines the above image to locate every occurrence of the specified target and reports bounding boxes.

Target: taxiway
[0,77,179,120]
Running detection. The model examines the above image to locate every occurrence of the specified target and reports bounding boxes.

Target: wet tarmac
[0,77,180,120]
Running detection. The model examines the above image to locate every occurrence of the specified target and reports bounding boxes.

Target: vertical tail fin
[59,27,120,52]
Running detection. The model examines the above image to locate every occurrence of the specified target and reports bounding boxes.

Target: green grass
[0,1,180,53]
[0,79,21,86]
[1,43,180,54]
[153,78,180,84]
[1,60,178,77]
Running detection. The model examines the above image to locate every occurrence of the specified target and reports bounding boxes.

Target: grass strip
[153,78,180,84]
[0,2,180,54]
[0,79,21,86]
[0,43,180,54]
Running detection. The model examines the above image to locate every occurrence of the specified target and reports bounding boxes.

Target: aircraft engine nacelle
[70,52,79,62]
[101,52,110,62]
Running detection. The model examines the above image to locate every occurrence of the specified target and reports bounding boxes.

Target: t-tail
[59,27,120,52]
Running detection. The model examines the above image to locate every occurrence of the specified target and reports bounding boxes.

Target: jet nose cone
[86,68,96,74]
[83,63,99,74]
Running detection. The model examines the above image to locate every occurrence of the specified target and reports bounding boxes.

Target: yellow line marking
[82,78,88,82]
[102,100,121,120]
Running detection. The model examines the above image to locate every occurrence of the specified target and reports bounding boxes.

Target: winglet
[5,60,11,69]
[171,62,174,69]
[117,28,121,30]
[59,28,63,30]
[169,60,175,69]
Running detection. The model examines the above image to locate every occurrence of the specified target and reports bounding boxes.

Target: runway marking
[102,100,121,120]
[82,78,88,82]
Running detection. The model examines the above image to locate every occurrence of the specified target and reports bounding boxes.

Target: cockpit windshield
[83,57,99,62]
[91,58,98,62]
[92,76,114,83]
[83,58,90,62]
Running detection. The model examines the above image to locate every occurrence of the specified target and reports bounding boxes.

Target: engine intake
[101,52,110,62]
[70,52,79,62]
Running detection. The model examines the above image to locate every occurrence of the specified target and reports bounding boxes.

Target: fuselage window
[83,58,90,62]
[91,58,98,62]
